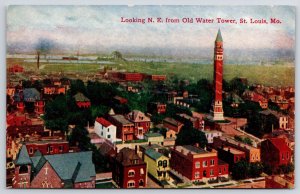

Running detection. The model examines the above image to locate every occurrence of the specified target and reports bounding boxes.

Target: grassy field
[7,58,295,86]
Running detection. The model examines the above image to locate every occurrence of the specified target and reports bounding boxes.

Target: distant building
[217,146,246,169]
[146,74,167,81]
[112,148,147,188]
[170,145,228,182]
[261,138,292,170]
[13,145,96,188]
[259,109,289,130]
[163,117,184,133]
[94,117,117,143]
[119,72,144,82]
[107,114,135,141]
[144,149,170,181]
[127,110,151,139]
[8,65,24,73]
[73,92,91,108]
[203,130,222,144]
[144,133,164,145]
[147,102,167,114]
[177,113,202,130]
[243,90,268,109]
[24,140,69,157]
[213,136,261,163]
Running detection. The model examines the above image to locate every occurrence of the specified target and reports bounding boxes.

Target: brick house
[73,92,91,108]
[107,114,135,141]
[13,145,96,188]
[147,102,167,114]
[126,110,151,139]
[163,117,184,133]
[94,117,117,143]
[119,72,144,82]
[112,148,147,188]
[170,145,228,182]
[24,140,69,157]
[261,138,292,170]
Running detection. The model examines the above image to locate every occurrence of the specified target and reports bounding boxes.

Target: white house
[94,117,118,143]
[203,130,222,144]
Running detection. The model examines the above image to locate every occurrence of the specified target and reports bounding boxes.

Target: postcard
[6,5,295,189]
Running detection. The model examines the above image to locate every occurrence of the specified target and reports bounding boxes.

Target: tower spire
[216,28,223,42]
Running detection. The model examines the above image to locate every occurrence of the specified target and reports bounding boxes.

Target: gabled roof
[23,88,41,102]
[96,117,113,127]
[31,151,96,183]
[127,110,150,122]
[15,145,32,165]
[145,148,164,160]
[73,92,90,102]
[268,138,291,153]
[116,147,145,166]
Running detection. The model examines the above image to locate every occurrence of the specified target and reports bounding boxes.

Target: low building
[170,145,228,182]
[73,92,91,108]
[147,102,167,114]
[107,114,135,141]
[112,148,147,188]
[127,110,151,139]
[163,117,184,133]
[144,133,164,145]
[261,138,292,170]
[144,149,170,181]
[94,117,117,143]
[203,130,222,144]
[24,139,69,157]
[213,136,261,163]
[13,145,96,188]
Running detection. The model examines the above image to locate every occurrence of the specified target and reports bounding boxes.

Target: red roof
[96,117,112,127]
[269,138,291,152]
[252,93,267,102]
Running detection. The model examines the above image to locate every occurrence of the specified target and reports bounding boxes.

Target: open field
[7,58,295,86]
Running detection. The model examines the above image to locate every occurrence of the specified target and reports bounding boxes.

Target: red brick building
[127,110,151,139]
[146,74,166,81]
[112,147,147,188]
[107,114,135,141]
[25,140,69,157]
[8,65,24,73]
[261,138,292,170]
[147,102,166,114]
[163,117,183,133]
[73,92,91,108]
[13,145,96,188]
[119,72,144,82]
[34,100,45,115]
[170,145,228,182]
[217,146,246,169]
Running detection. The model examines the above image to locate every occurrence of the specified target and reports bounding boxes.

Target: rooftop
[174,145,208,156]
[145,148,164,160]
[110,115,133,125]
[96,117,113,127]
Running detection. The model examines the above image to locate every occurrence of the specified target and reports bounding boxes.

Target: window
[158,161,163,167]
[163,160,168,168]
[127,181,135,188]
[133,159,138,164]
[203,161,207,167]
[219,168,222,174]
[195,162,200,169]
[128,170,135,177]
[29,148,33,154]
[195,171,200,178]
[210,169,214,176]
[50,146,53,152]
[47,146,50,153]
[140,168,144,175]
[107,135,111,139]
[210,159,215,166]
[107,128,110,132]
[139,179,144,187]
[59,145,63,152]
[19,165,28,174]
[282,154,284,160]
[101,132,103,136]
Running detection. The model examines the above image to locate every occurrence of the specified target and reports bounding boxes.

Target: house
[203,130,222,144]
[13,145,96,188]
[163,129,177,146]
[24,140,69,157]
[146,74,166,81]
[144,149,170,181]
[112,148,147,188]
[243,90,268,109]
[127,110,151,139]
[259,109,289,130]
[119,72,144,82]
[144,133,164,145]
[261,138,292,170]
[163,117,183,133]
[73,92,91,108]
[94,117,117,143]
[107,114,135,141]
[177,113,202,130]
[170,145,228,182]
[147,102,167,114]
[213,136,261,163]
[217,146,246,169]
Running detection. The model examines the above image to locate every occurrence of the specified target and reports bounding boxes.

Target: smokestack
[37,51,40,70]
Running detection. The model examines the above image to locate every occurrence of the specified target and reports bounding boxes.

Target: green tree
[232,160,250,180]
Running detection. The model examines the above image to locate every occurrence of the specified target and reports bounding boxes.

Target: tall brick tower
[211,29,224,121]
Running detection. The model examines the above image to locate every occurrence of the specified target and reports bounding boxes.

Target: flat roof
[174,145,208,156]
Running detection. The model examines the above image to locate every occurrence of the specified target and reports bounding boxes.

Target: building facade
[94,117,117,143]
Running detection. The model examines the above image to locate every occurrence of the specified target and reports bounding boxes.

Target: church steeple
[215,29,223,42]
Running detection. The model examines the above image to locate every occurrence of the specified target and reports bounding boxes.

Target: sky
[6,5,295,58]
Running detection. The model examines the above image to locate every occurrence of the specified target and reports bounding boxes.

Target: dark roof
[31,151,95,183]
[116,148,145,166]
[163,117,183,127]
[73,92,90,102]
[110,115,133,125]
[23,88,41,102]
[216,29,223,42]
[15,145,32,165]
[144,133,163,138]
[145,149,164,160]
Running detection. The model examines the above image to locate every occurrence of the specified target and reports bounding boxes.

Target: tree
[68,125,91,151]
[231,160,250,180]
[111,51,123,60]
[249,162,264,178]
[70,79,86,96]
[175,120,207,148]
